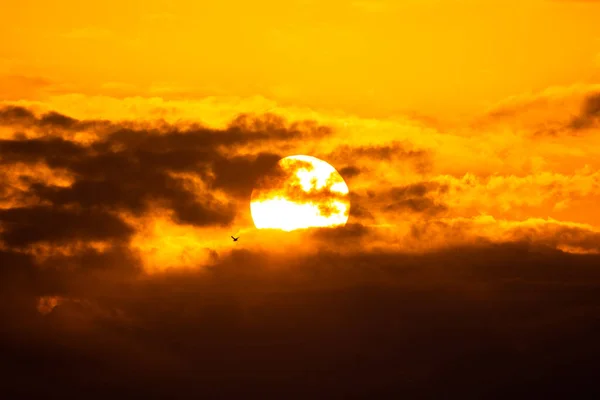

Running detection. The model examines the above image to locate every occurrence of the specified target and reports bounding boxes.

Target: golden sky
[2,0,600,118]
[2,1,600,396]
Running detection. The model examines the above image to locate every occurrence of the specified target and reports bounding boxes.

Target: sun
[250,155,350,231]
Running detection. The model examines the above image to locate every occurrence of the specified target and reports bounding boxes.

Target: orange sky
[2,0,600,118]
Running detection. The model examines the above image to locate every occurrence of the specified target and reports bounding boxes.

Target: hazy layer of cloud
[478,84,600,136]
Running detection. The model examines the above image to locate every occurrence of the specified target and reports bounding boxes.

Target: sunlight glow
[250,155,351,231]
[251,197,349,232]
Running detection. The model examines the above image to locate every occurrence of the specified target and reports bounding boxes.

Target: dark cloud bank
[3,245,600,398]
[1,107,600,398]
[569,92,600,131]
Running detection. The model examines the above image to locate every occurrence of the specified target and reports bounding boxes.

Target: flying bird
[231,236,239,242]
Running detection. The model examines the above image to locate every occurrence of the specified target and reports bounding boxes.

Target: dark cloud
[348,192,375,220]
[309,222,371,243]
[30,170,237,227]
[508,223,600,253]
[316,142,433,175]
[0,105,36,124]
[209,152,282,198]
[0,107,336,230]
[330,142,431,171]
[569,92,600,130]
[384,182,448,215]
[0,106,332,141]
[39,111,79,129]
[0,106,106,132]
[386,196,447,214]
[0,249,36,291]
[348,182,448,221]
[0,206,134,247]
[227,112,333,139]
[0,137,86,164]
[339,165,361,179]
[3,243,600,398]
[475,88,600,137]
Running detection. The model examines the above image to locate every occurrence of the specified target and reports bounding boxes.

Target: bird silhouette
[231,236,239,242]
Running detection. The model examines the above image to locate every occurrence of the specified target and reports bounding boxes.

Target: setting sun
[250,155,350,231]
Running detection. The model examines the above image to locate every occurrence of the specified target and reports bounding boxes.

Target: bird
[231,236,239,242]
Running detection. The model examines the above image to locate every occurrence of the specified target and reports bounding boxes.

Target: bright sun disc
[250,155,350,231]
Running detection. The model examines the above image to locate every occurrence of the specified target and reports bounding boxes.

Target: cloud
[200,152,283,199]
[0,106,344,278]
[347,181,449,225]
[0,137,86,164]
[478,84,600,136]
[330,141,428,162]
[0,105,36,125]
[3,241,600,397]
[383,182,449,215]
[569,92,600,130]
[327,142,433,174]
[427,169,600,221]
[348,192,375,220]
[339,165,361,179]
[308,222,372,244]
[2,100,600,396]
[0,206,133,247]
[404,215,600,254]
[0,107,336,229]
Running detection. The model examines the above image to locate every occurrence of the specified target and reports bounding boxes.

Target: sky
[2,0,600,397]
